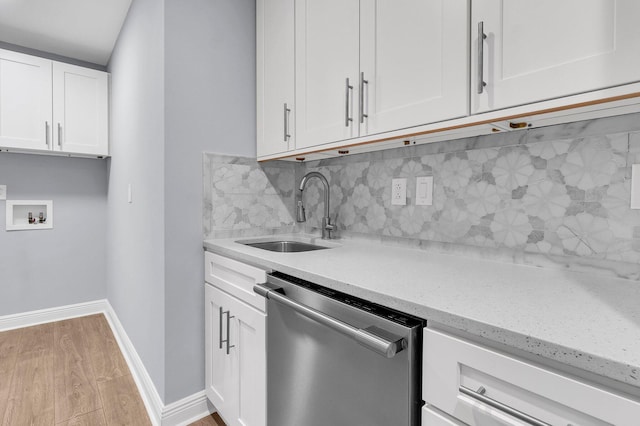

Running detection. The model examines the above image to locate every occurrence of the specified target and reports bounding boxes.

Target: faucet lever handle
[296,200,306,223]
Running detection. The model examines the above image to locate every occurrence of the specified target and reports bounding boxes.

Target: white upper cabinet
[0,50,52,151]
[472,0,640,114]
[0,48,109,157]
[293,0,468,151]
[257,0,295,157]
[295,0,360,149]
[52,62,109,156]
[359,0,468,136]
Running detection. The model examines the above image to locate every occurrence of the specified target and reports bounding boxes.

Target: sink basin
[241,240,330,253]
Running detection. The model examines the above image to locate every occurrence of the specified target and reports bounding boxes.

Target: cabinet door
[360,0,468,136]
[205,285,237,422]
[0,49,52,151]
[472,0,640,114]
[295,0,360,149]
[257,0,295,157]
[205,283,266,426]
[52,62,109,156]
[230,290,266,426]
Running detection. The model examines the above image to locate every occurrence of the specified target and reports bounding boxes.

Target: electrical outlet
[0,185,6,201]
[391,178,407,205]
[416,176,433,206]
[128,184,133,204]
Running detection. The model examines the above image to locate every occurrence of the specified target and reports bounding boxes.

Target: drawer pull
[459,385,552,426]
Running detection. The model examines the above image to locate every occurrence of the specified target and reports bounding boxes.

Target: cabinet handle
[45,121,49,146]
[57,123,63,148]
[459,385,552,426]
[477,21,487,94]
[255,283,405,358]
[218,306,224,349]
[283,103,291,142]
[219,307,235,355]
[225,310,234,354]
[359,72,368,124]
[345,78,353,127]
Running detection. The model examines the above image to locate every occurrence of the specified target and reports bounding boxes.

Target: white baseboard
[0,300,212,426]
[161,391,212,426]
[103,302,213,426]
[0,299,108,332]
[102,301,165,425]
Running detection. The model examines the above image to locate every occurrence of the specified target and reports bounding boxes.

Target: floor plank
[2,346,55,425]
[18,322,54,356]
[98,374,151,425]
[53,318,102,423]
[82,314,127,382]
[56,408,107,426]
[0,328,22,423]
[0,316,154,426]
[189,412,227,426]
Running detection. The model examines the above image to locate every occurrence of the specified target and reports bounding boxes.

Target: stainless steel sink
[241,240,330,253]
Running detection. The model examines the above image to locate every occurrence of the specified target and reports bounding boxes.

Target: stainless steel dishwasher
[254,271,426,426]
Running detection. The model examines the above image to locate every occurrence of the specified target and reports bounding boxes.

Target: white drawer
[204,251,268,312]
[423,328,640,426]
[422,405,466,426]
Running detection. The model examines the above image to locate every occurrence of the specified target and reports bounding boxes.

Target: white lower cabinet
[422,405,466,426]
[204,252,267,426]
[423,328,640,426]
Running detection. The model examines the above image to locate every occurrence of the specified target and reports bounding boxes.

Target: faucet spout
[298,172,334,239]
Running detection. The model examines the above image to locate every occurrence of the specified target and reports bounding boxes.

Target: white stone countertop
[203,234,640,390]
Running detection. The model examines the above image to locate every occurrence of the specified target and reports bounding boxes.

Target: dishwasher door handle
[254,284,405,358]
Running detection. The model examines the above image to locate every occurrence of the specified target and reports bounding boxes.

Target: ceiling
[0,0,133,66]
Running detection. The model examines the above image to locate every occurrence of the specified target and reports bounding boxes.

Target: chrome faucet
[297,171,335,239]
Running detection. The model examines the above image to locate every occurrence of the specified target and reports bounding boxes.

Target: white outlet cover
[392,178,407,206]
[0,185,6,200]
[416,176,433,206]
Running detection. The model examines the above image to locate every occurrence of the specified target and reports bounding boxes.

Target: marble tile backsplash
[204,113,640,278]
[299,114,640,269]
[203,154,297,239]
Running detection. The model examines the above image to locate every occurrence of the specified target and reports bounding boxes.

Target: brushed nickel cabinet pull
[360,72,368,124]
[460,385,551,426]
[284,103,291,142]
[218,306,224,349]
[224,310,234,354]
[57,123,62,148]
[345,78,353,127]
[477,21,487,94]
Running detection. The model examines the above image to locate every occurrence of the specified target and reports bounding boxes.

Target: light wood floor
[189,412,226,426]
[0,314,226,426]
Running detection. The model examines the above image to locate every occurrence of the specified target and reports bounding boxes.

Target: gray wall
[107,0,166,400]
[163,0,256,404]
[0,153,107,315]
[107,0,256,404]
